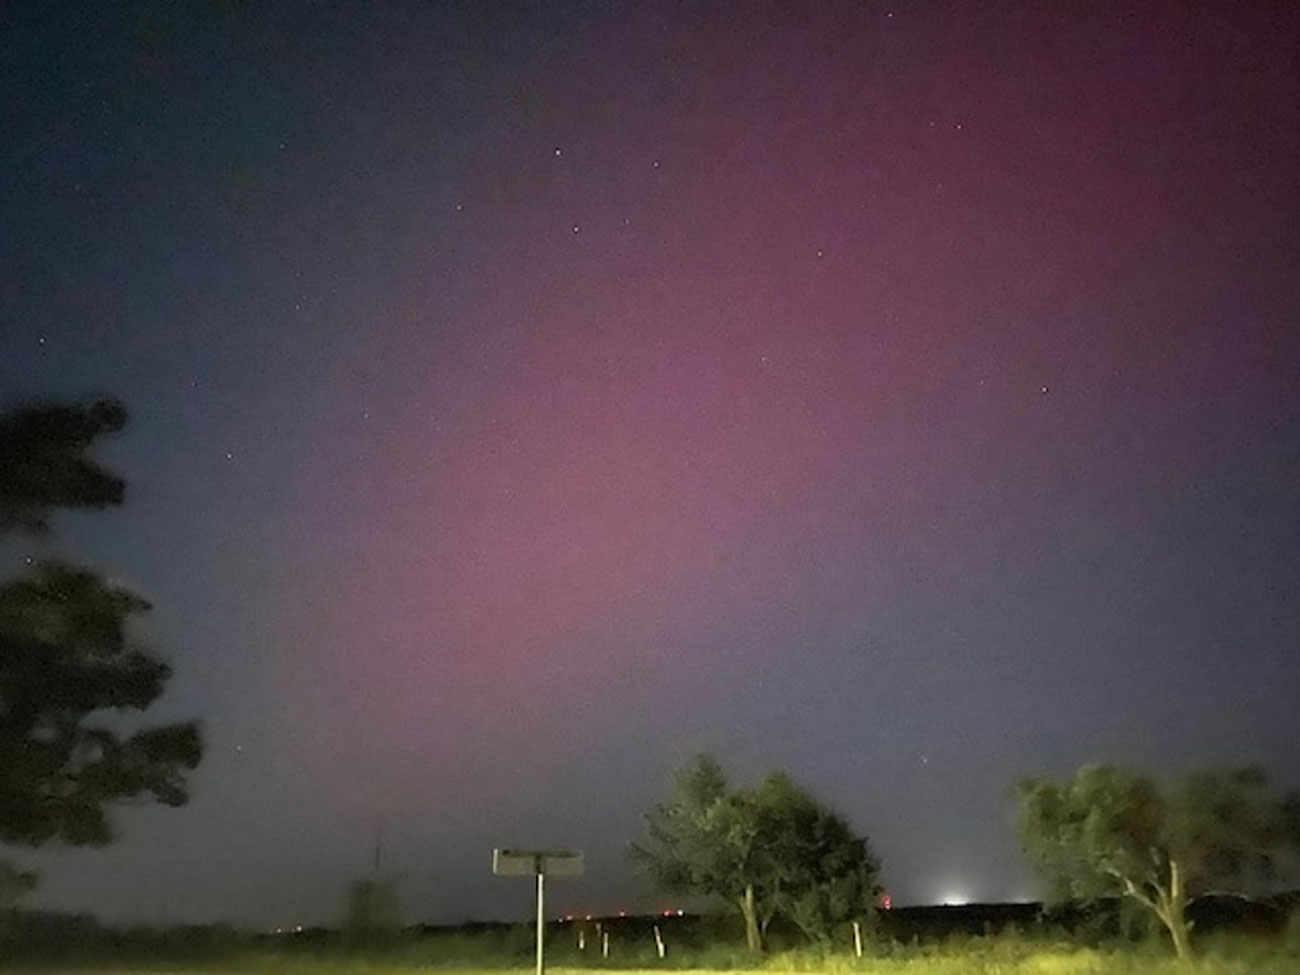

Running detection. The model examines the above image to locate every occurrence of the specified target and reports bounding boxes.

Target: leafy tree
[632,754,880,953]
[631,755,764,949]
[0,563,201,846]
[747,772,880,945]
[0,398,202,860]
[1016,763,1299,960]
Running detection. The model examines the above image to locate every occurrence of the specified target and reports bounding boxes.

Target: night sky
[3,0,1298,928]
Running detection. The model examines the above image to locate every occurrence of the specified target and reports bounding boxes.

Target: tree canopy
[746,772,881,944]
[632,754,880,952]
[0,398,127,535]
[0,398,202,856]
[0,563,201,847]
[1017,763,1299,960]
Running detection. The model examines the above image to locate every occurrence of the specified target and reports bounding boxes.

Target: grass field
[6,905,1299,975]
[3,931,1298,975]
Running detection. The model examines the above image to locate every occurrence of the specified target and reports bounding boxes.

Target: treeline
[630,754,1300,961]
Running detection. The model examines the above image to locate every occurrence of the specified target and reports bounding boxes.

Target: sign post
[493,848,584,975]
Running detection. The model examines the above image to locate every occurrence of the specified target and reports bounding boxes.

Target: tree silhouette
[0,398,127,535]
[0,398,201,858]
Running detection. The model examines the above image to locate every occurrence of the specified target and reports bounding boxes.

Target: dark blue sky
[3,0,1298,927]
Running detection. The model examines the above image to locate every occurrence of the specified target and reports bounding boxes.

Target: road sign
[493,848,584,975]
[493,848,584,877]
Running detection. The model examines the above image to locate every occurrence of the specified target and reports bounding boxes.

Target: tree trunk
[1154,859,1193,963]
[1156,899,1193,962]
[1166,913,1193,964]
[738,884,763,954]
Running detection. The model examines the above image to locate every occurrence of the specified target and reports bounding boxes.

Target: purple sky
[3,1,1298,926]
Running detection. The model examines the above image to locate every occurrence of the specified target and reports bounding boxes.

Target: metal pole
[535,867,545,975]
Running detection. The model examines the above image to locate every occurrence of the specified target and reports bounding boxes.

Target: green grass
[3,929,1297,974]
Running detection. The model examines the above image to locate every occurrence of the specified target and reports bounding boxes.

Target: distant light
[618,910,626,917]
[662,910,672,917]
[294,924,303,932]
[676,910,684,917]
[880,894,892,910]
[584,914,592,921]
[939,890,969,907]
